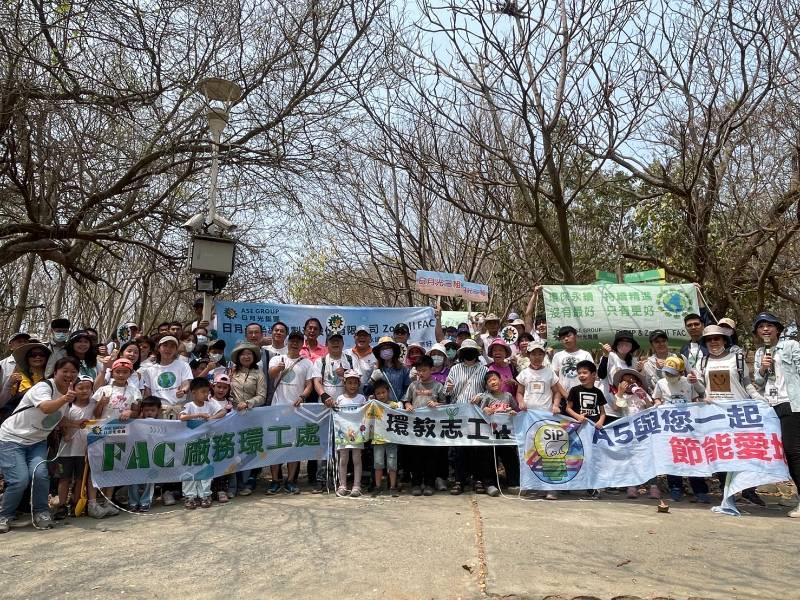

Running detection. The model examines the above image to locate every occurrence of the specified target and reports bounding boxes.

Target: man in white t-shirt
[0,332,31,382]
[550,326,594,399]
[267,331,314,494]
[345,326,377,387]
[516,342,563,413]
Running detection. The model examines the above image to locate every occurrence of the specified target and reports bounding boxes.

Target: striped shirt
[446,362,488,404]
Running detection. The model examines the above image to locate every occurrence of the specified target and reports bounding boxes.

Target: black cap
[612,330,640,353]
[557,325,577,338]
[649,329,668,342]
[456,324,471,335]
[8,332,31,343]
[189,358,209,370]
[51,318,70,329]
[287,331,305,341]
[393,323,410,334]
[209,339,226,350]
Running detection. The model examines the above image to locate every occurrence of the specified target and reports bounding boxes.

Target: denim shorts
[372,443,398,471]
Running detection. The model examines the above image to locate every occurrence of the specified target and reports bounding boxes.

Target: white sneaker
[788,503,800,518]
[486,485,500,497]
[434,477,447,492]
[545,492,558,500]
[0,517,9,534]
[88,502,107,519]
[162,491,176,506]
[102,503,120,517]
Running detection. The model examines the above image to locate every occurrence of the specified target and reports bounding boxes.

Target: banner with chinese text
[542,283,699,349]
[462,281,489,303]
[333,401,517,447]
[216,302,437,350]
[87,405,331,487]
[515,401,787,506]
[416,270,465,297]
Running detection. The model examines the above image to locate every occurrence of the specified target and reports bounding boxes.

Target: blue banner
[216,302,437,350]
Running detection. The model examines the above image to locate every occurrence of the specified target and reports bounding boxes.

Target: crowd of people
[0,297,798,533]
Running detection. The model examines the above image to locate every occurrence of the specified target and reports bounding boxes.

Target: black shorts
[55,456,85,480]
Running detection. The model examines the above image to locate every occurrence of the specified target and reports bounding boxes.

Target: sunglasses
[29,352,48,358]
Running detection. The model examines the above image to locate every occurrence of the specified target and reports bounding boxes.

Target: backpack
[307,354,354,403]
[699,352,745,384]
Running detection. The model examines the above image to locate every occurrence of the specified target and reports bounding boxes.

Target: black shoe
[311,481,324,494]
[741,489,767,507]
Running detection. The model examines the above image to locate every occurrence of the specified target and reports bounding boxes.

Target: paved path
[0,490,795,599]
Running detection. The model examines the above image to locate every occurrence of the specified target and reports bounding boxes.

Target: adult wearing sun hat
[700,324,767,507]
[370,336,410,404]
[487,339,517,395]
[0,340,52,420]
[479,313,502,359]
[445,339,488,495]
[752,312,800,517]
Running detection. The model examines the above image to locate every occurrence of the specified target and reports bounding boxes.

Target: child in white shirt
[335,370,367,497]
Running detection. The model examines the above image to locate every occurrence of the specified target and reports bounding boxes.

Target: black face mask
[460,349,479,362]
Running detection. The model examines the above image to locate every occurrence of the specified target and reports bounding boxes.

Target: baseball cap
[158,335,179,346]
[393,323,410,334]
[8,332,30,344]
[662,366,680,376]
[213,373,231,385]
[354,325,371,336]
[111,358,134,372]
[526,341,547,353]
[649,330,668,342]
[343,369,361,380]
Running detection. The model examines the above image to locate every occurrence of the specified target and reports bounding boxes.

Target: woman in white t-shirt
[515,342,564,413]
[698,324,766,506]
[142,336,192,419]
[0,356,80,532]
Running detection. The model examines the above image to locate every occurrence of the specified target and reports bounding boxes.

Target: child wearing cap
[335,370,368,497]
[474,371,519,497]
[597,331,640,423]
[93,358,142,421]
[516,342,563,415]
[53,374,97,519]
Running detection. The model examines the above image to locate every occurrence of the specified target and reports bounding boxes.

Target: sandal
[450,483,463,495]
[200,497,212,508]
[217,491,229,503]
[474,481,486,494]
[337,486,350,496]
[184,498,197,510]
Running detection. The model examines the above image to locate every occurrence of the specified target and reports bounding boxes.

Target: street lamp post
[187,77,243,324]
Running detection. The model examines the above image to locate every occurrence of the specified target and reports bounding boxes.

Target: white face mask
[616,341,633,356]
[53,332,68,343]
[665,375,681,385]
[432,355,445,367]
[209,353,222,363]
[708,346,725,357]
[196,335,209,345]
[183,342,195,353]
[379,349,394,360]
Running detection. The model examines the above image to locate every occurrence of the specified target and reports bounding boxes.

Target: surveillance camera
[182,213,206,231]
[211,214,237,232]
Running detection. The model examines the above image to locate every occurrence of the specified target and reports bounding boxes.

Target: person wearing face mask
[641,330,676,392]
[445,339,488,495]
[45,318,71,377]
[192,327,210,355]
[206,340,227,375]
[428,343,451,384]
[369,337,411,404]
[698,324,767,507]
[652,361,709,503]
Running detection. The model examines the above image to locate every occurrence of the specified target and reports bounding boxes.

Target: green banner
[623,269,665,284]
[594,270,618,283]
[542,283,698,350]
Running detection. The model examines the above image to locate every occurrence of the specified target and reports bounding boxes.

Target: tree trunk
[12,254,36,332]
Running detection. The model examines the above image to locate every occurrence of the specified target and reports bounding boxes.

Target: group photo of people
[1,293,798,535]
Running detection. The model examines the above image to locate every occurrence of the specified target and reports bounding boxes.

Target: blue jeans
[128,483,155,507]
[0,440,50,518]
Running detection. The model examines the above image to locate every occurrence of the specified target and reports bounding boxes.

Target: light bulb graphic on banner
[533,424,570,480]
